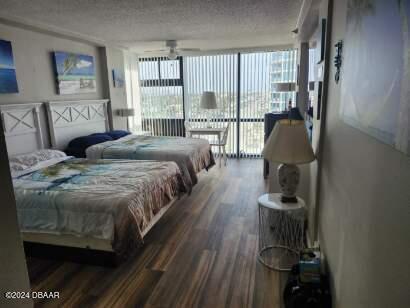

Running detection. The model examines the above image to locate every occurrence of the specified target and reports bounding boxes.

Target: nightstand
[258,193,306,271]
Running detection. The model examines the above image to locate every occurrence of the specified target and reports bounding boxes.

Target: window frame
[139,56,183,87]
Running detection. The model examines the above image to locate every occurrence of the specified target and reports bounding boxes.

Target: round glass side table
[258,193,306,271]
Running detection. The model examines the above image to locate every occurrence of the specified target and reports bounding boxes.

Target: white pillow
[9,161,29,173]
[9,150,67,168]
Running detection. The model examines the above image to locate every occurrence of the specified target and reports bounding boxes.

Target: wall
[102,47,128,130]
[0,23,105,103]
[0,22,128,132]
[317,0,410,307]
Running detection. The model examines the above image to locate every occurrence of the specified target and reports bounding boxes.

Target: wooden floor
[27,159,287,308]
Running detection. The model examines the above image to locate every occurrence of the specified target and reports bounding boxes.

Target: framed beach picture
[340,0,410,155]
[112,69,125,88]
[0,39,18,94]
[53,51,96,95]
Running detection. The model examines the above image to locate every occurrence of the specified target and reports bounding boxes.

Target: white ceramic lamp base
[277,164,300,203]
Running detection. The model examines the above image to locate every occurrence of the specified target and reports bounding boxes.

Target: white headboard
[0,103,45,156]
[46,99,111,150]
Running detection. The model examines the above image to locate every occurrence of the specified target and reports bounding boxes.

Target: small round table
[258,193,306,271]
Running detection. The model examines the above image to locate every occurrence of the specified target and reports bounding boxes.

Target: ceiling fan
[143,40,200,59]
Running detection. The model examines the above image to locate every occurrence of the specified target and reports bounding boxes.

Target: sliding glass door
[137,50,297,158]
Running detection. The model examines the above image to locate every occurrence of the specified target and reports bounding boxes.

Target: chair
[209,123,230,166]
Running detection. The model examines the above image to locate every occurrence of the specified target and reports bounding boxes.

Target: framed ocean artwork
[53,51,96,95]
[340,0,410,155]
[112,69,125,88]
[0,39,18,94]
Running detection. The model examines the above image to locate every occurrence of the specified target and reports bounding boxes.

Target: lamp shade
[273,82,296,92]
[262,119,315,164]
[200,91,217,109]
[118,108,135,117]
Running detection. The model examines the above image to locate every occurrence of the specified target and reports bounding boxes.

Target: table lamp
[200,91,217,128]
[262,119,315,203]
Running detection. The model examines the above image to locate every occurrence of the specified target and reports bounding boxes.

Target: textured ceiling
[0,0,303,53]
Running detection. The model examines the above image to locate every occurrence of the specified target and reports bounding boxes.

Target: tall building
[270,50,298,112]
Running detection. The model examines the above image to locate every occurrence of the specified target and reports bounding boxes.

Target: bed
[45,100,215,192]
[12,155,186,259]
[1,103,187,260]
[85,134,214,191]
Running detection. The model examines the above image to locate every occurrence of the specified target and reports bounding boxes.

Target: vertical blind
[138,57,184,136]
[137,49,298,157]
[240,52,280,157]
[184,54,238,156]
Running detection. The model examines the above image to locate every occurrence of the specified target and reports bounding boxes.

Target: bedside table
[258,193,306,271]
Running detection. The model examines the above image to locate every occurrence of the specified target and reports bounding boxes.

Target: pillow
[90,133,111,137]
[106,130,131,140]
[9,150,67,168]
[9,161,29,173]
[67,134,113,157]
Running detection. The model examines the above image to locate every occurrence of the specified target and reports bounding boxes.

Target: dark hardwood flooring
[27,159,287,308]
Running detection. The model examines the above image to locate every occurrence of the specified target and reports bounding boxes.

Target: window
[139,57,183,86]
[137,49,297,156]
[138,57,184,136]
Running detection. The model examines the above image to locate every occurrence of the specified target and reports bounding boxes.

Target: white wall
[317,0,410,307]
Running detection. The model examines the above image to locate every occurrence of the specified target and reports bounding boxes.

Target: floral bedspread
[86,135,215,192]
[13,158,186,257]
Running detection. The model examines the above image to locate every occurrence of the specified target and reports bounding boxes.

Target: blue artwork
[0,39,18,94]
[112,69,125,88]
[340,0,410,155]
[53,51,96,94]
